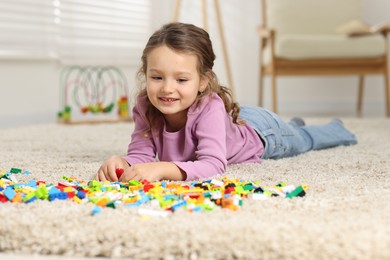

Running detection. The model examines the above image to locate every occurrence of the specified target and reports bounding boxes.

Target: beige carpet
[0,118,389,259]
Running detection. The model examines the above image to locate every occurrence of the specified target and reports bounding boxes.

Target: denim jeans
[239,106,357,159]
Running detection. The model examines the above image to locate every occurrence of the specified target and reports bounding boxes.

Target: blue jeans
[239,106,357,159]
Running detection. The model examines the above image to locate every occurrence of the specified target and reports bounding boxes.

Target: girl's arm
[96,157,185,182]
[124,101,157,164]
[96,97,157,182]
[173,97,228,180]
[120,161,186,182]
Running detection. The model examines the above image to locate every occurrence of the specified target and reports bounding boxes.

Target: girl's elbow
[217,159,228,174]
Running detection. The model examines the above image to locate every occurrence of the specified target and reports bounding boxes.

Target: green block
[89,197,99,204]
[234,186,245,195]
[88,180,103,191]
[201,203,215,211]
[286,185,306,198]
[243,183,254,191]
[128,180,141,186]
[106,201,116,209]
[23,192,36,202]
[10,168,22,174]
[35,186,49,200]
[120,187,129,193]
[158,198,174,209]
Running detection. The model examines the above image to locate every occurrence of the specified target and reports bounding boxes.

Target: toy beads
[0,168,307,214]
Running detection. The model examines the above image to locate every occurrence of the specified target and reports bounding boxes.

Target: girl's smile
[159,97,179,105]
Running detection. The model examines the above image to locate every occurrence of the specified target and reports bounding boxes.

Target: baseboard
[270,100,386,117]
[0,113,56,128]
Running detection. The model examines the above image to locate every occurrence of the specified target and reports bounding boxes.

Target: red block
[143,184,154,192]
[224,187,235,194]
[0,194,8,203]
[67,191,75,199]
[115,168,124,178]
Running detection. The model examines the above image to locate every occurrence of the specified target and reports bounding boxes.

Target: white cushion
[267,0,362,34]
[263,34,386,64]
[263,0,386,64]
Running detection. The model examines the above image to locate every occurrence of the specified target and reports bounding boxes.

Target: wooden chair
[258,0,390,116]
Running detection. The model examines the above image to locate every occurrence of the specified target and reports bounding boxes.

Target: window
[0,0,56,59]
[0,0,151,65]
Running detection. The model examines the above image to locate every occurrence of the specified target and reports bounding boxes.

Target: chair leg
[259,71,264,107]
[385,70,390,117]
[271,72,277,113]
[357,74,364,117]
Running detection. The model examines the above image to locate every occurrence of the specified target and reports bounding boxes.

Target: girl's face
[146,45,208,131]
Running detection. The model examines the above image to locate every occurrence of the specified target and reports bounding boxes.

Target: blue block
[191,206,202,212]
[49,191,68,201]
[171,200,187,211]
[48,187,61,194]
[137,195,150,204]
[28,180,37,188]
[25,196,37,204]
[4,187,16,200]
[91,206,102,215]
[164,194,178,200]
[76,191,86,199]
[125,202,141,207]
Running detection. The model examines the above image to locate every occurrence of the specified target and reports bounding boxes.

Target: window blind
[0,0,56,59]
[0,0,151,65]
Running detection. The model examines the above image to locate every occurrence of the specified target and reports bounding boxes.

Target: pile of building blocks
[0,168,307,215]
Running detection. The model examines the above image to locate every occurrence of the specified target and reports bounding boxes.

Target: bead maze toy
[57,66,132,124]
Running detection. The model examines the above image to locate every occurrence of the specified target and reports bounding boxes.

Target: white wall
[0,61,139,127]
[0,0,389,128]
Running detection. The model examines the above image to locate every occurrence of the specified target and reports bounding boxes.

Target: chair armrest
[257,25,276,60]
[257,25,276,51]
[257,25,274,39]
[372,22,390,36]
[379,27,390,36]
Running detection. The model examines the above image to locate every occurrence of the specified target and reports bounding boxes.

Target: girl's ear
[199,71,211,93]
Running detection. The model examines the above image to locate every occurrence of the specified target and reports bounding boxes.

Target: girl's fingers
[96,157,126,182]
[119,167,135,182]
[106,163,118,181]
[98,170,107,182]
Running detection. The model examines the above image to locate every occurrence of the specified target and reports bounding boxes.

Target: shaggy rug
[0,118,389,259]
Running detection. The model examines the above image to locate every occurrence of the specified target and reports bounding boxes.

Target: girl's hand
[95,155,130,182]
[119,162,186,182]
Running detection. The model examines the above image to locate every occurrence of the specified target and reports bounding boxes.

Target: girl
[96,22,357,182]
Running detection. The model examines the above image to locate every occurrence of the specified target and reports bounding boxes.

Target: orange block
[96,197,109,207]
[11,193,22,203]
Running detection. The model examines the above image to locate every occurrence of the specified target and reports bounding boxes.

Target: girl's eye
[177,78,188,83]
[151,76,162,80]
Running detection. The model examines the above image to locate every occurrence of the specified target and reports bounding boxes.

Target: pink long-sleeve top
[123,93,264,180]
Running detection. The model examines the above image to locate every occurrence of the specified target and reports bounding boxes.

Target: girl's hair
[137,22,241,130]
